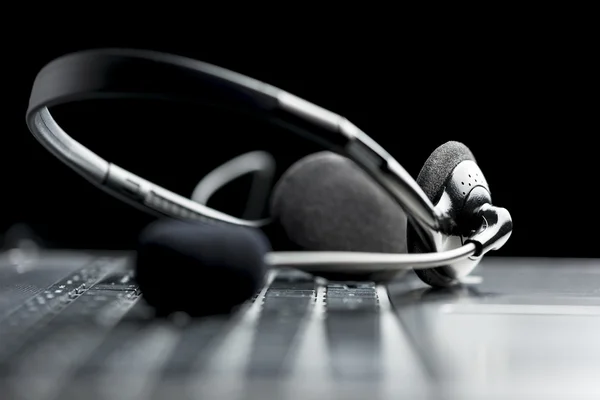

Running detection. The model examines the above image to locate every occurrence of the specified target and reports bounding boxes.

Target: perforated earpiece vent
[447,160,490,198]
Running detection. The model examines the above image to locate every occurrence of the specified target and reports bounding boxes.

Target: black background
[2,22,596,258]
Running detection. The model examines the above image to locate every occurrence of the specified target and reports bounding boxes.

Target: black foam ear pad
[415,141,476,206]
[408,141,477,285]
[270,151,407,254]
[269,151,408,281]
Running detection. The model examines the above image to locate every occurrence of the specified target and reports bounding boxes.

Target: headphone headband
[26,49,445,251]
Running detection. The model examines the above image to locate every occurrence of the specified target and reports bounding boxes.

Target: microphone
[136,219,270,317]
[135,214,511,316]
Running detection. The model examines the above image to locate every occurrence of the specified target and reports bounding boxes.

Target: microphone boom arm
[266,243,478,272]
[266,204,512,274]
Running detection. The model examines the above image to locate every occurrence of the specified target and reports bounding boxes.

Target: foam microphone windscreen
[136,219,270,317]
[270,151,407,280]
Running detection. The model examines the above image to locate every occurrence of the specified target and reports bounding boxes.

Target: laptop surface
[0,250,598,399]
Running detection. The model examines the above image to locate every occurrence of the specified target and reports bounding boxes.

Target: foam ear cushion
[271,151,407,253]
[416,141,476,205]
[269,151,407,281]
[408,141,476,285]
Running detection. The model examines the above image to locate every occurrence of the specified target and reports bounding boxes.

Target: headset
[26,48,512,292]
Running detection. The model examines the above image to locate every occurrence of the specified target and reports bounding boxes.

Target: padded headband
[26,48,447,251]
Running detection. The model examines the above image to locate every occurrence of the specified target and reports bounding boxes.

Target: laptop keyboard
[0,255,415,400]
[4,254,598,398]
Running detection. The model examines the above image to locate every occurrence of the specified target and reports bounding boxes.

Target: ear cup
[415,141,477,205]
[408,141,477,286]
[270,151,407,281]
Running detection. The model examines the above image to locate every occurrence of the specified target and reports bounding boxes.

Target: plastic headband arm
[26,49,445,251]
